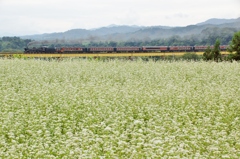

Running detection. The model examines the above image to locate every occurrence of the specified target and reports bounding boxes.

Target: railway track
[0,52,229,58]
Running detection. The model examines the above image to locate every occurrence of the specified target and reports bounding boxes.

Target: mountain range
[21,17,240,42]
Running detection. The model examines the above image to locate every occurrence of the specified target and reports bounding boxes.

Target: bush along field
[0,59,240,158]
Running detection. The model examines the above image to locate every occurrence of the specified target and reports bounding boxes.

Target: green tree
[203,46,213,61]
[228,31,240,60]
[212,39,222,62]
[203,39,222,61]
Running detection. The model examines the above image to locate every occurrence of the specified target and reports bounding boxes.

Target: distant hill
[21,26,145,40]
[122,21,240,40]
[21,17,240,42]
[196,17,240,25]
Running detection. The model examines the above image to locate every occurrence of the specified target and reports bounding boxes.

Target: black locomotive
[24,46,56,53]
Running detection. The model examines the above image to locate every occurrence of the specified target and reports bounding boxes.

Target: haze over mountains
[196,17,240,25]
[21,17,240,42]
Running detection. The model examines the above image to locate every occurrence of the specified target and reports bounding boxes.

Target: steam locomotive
[24,45,229,54]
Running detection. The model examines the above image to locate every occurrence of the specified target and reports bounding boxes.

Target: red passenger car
[58,47,84,53]
[220,45,229,51]
[169,46,192,52]
[116,47,141,52]
[142,46,168,52]
[88,47,114,53]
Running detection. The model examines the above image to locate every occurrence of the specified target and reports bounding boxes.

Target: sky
[0,0,239,36]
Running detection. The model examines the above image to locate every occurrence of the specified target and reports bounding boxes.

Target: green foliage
[0,37,32,52]
[203,46,213,61]
[13,54,24,59]
[181,52,200,61]
[212,39,222,61]
[203,39,222,61]
[226,53,240,61]
[227,31,240,61]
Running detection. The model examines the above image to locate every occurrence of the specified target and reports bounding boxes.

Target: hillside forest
[0,27,238,53]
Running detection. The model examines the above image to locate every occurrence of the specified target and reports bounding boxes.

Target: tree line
[202,31,240,61]
[0,37,32,52]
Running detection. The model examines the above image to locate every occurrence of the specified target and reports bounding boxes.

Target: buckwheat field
[0,59,240,158]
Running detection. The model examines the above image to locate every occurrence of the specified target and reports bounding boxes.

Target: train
[24,45,229,54]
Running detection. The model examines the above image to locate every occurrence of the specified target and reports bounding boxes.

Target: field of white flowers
[0,59,240,158]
